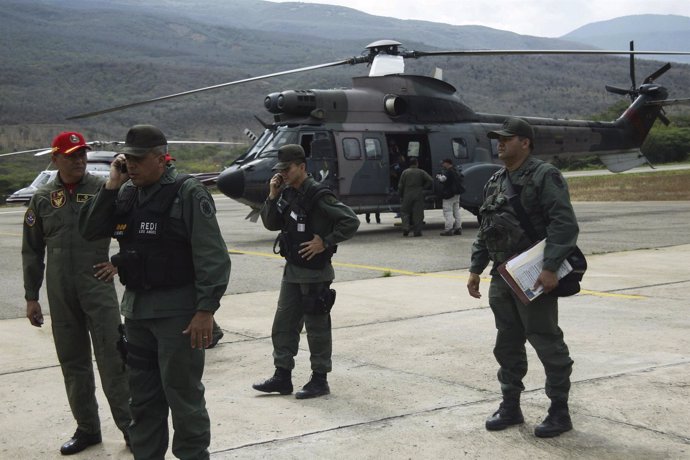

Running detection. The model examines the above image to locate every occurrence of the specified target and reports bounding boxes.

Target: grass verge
[567,170,690,201]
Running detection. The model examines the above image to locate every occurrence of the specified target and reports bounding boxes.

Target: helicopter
[69,40,690,219]
[3,140,240,204]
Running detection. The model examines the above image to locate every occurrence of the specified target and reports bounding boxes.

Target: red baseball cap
[51,131,92,155]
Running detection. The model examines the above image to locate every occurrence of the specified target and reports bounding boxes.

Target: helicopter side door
[334,132,389,196]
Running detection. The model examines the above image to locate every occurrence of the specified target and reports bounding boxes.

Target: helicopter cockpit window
[452,138,469,159]
[259,129,299,157]
[239,129,272,162]
[32,171,56,188]
[364,138,382,160]
[342,138,361,160]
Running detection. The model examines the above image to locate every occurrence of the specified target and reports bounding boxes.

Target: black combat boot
[534,400,572,438]
[60,429,102,455]
[295,372,330,399]
[485,396,524,431]
[252,368,293,395]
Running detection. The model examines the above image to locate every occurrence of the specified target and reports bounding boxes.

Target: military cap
[487,117,534,143]
[272,144,306,171]
[51,131,92,155]
[120,124,168,156]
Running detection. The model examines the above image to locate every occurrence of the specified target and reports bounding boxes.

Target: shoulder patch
[199,196,215,218]
[550,170,566,189]
[322,195,338,205]
[25,209,36,227]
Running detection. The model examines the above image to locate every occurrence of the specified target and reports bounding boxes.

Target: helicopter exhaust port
[384,94,407,117]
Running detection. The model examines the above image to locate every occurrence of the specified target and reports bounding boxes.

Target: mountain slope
[0,1,689,152]
[562,14,690,64]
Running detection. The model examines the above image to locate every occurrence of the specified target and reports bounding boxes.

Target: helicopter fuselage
[217,74,666,216]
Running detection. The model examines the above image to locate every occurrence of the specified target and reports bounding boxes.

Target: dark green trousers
[401,193,425,233]
[489,275,573,402]
[272,280,332,373]
[125,315,209,460]
[49,282,130,435]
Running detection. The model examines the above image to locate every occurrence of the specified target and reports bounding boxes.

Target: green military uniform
[80,164,230,460]
[398,164,433,234]
[261,176,359,373]
[470,156,577,403]
[22,172,130,437]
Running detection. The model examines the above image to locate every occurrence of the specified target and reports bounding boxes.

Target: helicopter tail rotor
[605,41,673,103]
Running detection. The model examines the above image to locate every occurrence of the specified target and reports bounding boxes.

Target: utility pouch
[302,287,337,315]
[551,246,588,297]
[111,249,143,289]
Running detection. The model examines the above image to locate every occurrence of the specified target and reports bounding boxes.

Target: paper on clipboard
[498,239,572,304]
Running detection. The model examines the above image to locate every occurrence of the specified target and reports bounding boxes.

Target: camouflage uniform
[470,156,577,403]
[398,164,433,235]
[80,165,230,460]
[261,176,359,374]
[22,172,130,438]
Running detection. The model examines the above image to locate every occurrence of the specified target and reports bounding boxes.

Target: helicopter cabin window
[342,138,361,160]
[452,138,469,159]
[364,138,382,160]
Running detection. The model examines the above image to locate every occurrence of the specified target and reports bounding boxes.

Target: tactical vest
[112,175,195,290]
[477,167,537,264]
[273,183,337,270]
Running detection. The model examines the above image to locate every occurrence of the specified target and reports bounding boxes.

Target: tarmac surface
[1,241,689,459]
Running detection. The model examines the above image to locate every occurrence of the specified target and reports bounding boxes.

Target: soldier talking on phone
[79,124,230,459]
[253,144,359,399]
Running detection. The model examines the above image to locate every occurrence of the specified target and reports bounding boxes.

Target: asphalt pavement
[1,242,689,459]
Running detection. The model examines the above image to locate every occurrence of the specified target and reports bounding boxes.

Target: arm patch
[24,208,37,227]
[550,170,565,189]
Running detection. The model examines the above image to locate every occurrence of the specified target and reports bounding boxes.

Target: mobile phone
[119,162,128,173]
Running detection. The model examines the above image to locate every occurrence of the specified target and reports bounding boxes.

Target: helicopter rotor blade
[67,59,356,120]
[605,85,632,96]
[67,45,690,121]
[643,62,672,84]
[167,140,246,145]
[404,49,690,59]
[0,147,52,158]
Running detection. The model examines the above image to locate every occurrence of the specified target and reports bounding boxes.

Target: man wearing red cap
[22,131,131,455]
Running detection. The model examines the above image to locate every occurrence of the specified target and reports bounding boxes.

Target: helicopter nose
[216,166,245,199]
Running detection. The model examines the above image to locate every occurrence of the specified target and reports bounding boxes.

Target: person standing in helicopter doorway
[253,144,359,399]
[398,156,433,237]
[436,158,464,236]
[22,131,131,455]
[467,117,578,438]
